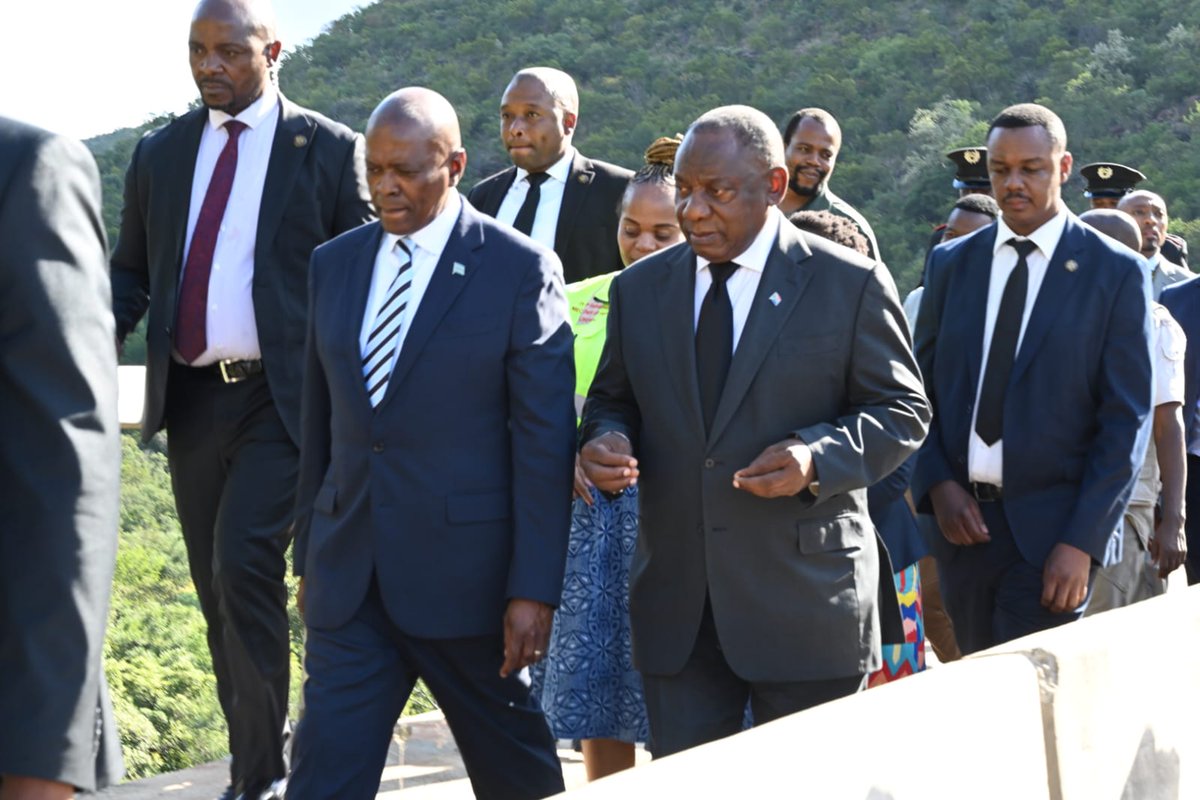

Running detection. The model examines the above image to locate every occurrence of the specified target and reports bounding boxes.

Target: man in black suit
[0,117,122,798]
[580,105,928,756]
[289,87,575,800]
[109,1,372,797]
[468,67,632,283]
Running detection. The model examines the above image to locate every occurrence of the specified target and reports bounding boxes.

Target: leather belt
[188,358,264,384]
[970,481,1003,502]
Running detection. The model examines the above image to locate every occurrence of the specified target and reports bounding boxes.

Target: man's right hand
[579,432,638,494]
[929,480,991,546]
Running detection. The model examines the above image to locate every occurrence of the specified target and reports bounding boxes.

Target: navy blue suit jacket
[293,198,576,635]
[912,215,1152,566]
[1161,276,1200,452]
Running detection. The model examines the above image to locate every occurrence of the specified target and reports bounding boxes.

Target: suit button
[704,458,715,468]
[372,442,384,454]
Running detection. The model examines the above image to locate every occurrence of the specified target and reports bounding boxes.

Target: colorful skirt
[868,563,925,686]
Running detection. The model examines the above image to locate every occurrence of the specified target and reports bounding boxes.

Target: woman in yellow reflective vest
[538,137,685,780]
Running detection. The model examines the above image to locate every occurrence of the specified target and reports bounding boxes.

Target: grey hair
[686,105,786,171]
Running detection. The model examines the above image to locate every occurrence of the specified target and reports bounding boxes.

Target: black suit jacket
[111,94,374,444]
[467,150,631,284]
[0,117,122,790]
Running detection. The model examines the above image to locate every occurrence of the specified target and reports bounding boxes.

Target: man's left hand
[1041,543,1091,614]
[500,598,554,678]
[733,438,816,498]
[1149,513,1188,579]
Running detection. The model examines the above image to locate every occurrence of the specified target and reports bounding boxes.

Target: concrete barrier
[985,589,1200,799]
[560,587,1200,799]
[561,654,1050,799]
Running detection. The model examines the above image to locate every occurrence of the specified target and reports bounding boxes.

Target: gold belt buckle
[218,359,244,384]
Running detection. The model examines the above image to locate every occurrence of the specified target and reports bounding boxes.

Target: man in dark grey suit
[468,67,631,283]
[109,1,372,797]
[580,105,929,756]
[0,117,122,798]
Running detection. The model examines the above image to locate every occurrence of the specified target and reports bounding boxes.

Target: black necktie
[696,261,738,434]
[512,172,550,236]
[975,238,1037,446]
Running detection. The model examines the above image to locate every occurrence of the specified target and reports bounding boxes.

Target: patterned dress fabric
[868,564,926,686]
[537,486,648,742]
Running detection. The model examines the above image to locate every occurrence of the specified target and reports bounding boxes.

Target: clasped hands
[929,480,1092,614]
[579,432,817,499]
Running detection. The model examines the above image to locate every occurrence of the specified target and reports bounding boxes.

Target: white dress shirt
[693,208,782,351]
[178,85,280,365]
[494,147,574,251]
[359,191,462,370]
[968,209,1069,485]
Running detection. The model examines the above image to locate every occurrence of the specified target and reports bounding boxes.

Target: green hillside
[92,0,1200,294]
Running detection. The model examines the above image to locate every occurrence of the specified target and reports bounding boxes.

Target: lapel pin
[1065,259,1078,272]
[577,173,591,184]
[293,134,308,148]
[769,291,782,306]
[452,262,466,276]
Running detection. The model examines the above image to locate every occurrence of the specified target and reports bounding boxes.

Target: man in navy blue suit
[913,103,1152,654]
[1160,274,1200,584]
[288,88,576,800]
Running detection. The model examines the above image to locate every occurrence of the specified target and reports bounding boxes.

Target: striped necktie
[363,237,414,407]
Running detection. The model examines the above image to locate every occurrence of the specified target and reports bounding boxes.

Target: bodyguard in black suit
[110,2,372,797]
[468,67,632,283]
[0,117,122,796]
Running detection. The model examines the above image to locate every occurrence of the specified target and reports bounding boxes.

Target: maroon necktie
[175,119,248,363]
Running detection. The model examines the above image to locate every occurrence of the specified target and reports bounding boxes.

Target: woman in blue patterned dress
[538,136,685,781]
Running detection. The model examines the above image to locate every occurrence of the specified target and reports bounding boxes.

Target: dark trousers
[289,578,564,800]
[1184,455,1200,584]
[641,600,865,758]
[165,363,296,791]
[939,498,1095,655]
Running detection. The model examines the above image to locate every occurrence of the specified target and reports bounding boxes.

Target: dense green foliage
[91,0,1200,298]
[93,0,1200,777]
[110,435,433,778]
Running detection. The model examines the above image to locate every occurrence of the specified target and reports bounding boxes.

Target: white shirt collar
[207,83,279,132]
[992,207,1069,259]
[695,206,782,275]
[381,190,462,258]
[514,146,575,185]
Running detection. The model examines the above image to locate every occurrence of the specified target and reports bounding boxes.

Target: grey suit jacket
[582,216,930,681]
[0,117,122,790]
[110,94,374,444]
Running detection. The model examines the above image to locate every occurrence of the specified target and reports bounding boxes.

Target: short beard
[788,174,825,198]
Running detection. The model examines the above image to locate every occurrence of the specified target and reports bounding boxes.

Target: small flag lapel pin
[452,262,466,276]
[769,291,782,306]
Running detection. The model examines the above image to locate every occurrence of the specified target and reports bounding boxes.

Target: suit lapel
[707,223,813,445]
[478,168,516,216]
[554,151,593,253]
[341,224,385,405]
[1011,218,1085,382]
[165,110,208,292]
[375,202,482,410]
[655,246,707,443]
[256,96,317,263]
[958,227,996,400]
